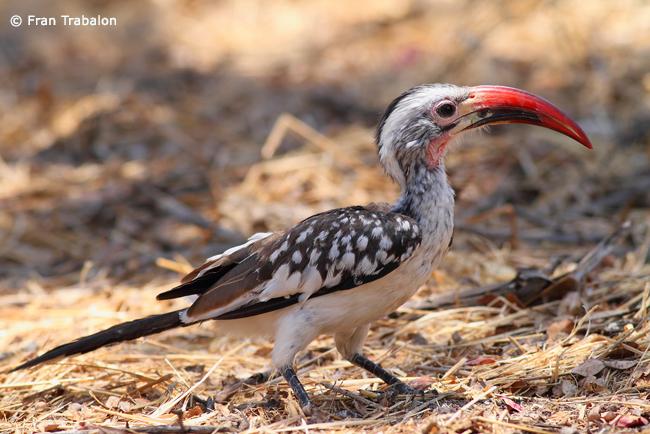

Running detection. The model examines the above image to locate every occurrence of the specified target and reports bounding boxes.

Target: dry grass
[2,237,649,433]
[1,0,649,433]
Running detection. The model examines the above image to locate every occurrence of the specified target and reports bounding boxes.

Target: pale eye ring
[435,101,456,118]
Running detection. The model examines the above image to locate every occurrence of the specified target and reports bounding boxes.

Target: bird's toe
[391,381,417,394]
[301,402,313,417]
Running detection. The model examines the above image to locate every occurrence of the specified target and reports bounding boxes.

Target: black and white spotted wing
[179,205,422,321]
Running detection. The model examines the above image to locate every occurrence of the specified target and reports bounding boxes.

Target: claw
[391,381,417,394]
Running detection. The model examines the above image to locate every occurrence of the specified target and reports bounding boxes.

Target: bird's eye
[435,101,456,118]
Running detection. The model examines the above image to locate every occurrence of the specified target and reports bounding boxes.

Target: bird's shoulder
[160,205,422,321]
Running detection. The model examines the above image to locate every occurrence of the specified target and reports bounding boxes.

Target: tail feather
[12,308,191,372]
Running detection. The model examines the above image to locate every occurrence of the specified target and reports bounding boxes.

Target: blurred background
[1,1,650,430]
[0,0,648,294]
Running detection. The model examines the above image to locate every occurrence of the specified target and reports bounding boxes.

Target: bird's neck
[392,163,455,234]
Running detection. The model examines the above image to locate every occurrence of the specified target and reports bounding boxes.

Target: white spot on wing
[380,235,393,250]
[324,269,342,287]
[298,266,324,302]
[296,227,314,243]
[357,236,368,250]
[269,240,290,263]
[259,263,301,301]
[286,271,301,291]
[309,249,322,264]
[339,252,355,269]
[329,243,340,260]
[356,256,376,274]
[292,251,303,263]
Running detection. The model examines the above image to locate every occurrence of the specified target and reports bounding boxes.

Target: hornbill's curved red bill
[11,84,592,412]
[423,85,591,167]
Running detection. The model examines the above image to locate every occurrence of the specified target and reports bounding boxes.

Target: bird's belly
[290,243,445,333]
[307,274,424,332]
[211,276,421,339]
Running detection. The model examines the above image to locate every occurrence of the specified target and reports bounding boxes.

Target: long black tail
[11,308,191,371]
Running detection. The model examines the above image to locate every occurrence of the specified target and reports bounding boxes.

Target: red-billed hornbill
[12,84,592,410]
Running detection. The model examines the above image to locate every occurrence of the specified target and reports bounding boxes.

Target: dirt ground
[1,1,649,433]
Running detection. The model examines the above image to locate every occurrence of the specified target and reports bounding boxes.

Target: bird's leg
[335,326,414,394]
[273,320,320,412]
[348,353,414,394]
[280,365,312,411]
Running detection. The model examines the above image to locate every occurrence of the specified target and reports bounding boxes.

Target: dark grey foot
[281,365,312,413]
[189,394,215,411]
[390,381,417,394]
[388,381,435,401]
